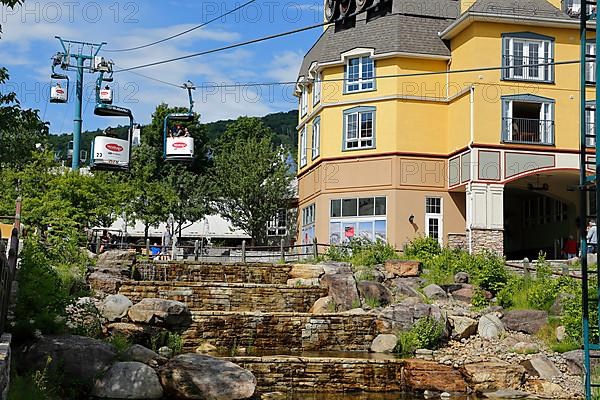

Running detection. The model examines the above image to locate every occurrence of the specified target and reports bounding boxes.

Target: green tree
[212,117,293,245]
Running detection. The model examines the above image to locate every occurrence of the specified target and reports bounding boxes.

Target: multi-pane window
[425,197,443,244]
[313,73,322,105]
[522,197,569,227]
[299,127,307,167]
[301,204,316,246]
[586,102,595,147]
[501,95,554,145]
[312,118,320,159]
[300,86,308,116]
[344,107,375,150]
[587,42,596,84]
[267,209,287,236]
[502,34,553,82]
[564,0,595,17]
[329,197,386,244]
[346,56,374,93]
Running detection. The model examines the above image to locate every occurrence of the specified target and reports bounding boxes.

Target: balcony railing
[502,55,553,82]
[502,117,555,145]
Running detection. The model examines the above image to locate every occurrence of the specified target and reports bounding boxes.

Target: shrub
[324,245,350,262]
[474,251,508,294]
[108,334,133,359]
[349,239,398,267]
[395,316,444,357]
[404,236,441,261]
[364,296,381,309]
[471,288,489,309]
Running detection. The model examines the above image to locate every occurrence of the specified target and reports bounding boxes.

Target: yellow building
[295,0,593,258]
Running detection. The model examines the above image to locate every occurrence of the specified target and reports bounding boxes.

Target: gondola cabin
[99,86,113,104]
[91,136,129,170]
[50,84,67,103]
[166,136,194,160]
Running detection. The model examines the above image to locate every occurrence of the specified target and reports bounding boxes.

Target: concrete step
[119,281,327,313]
[223,356,468,394]
[134,261,291,284]
[182,311,378,353]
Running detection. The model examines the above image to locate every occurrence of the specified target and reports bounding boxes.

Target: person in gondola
[176,125,184,137]
[183,127,190,137]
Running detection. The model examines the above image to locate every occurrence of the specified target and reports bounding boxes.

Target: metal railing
[502,55,553,81]
[502,117,554,145]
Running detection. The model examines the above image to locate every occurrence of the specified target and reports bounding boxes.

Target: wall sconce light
[409,214,414,224]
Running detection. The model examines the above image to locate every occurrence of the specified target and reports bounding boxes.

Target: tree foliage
[212,117,293,245]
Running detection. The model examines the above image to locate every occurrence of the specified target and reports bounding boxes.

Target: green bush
[349,239,398,267]
[324,245,350,262]
[474,251,509,294]
[404,236,442,261]
[395,316,444,357]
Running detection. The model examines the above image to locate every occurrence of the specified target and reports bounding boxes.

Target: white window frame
[343,107,375,150]
[425,197,443,245]
[587,102,596,147]
[267,209,287,237]
[299,126,307,167]
[587,42,596,84]
[345,56,375,93]
[312,118,320,159]
[503,36,553,82]
[313,72,321,105]
[300,86,308,117]
[501,95,555,145]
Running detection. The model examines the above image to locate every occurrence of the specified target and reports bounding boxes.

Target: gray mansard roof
[297,0,573,79]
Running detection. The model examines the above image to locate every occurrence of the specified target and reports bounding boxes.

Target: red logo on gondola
[105,143,123,152]
[173,142,187,149]
[56,89,64,94]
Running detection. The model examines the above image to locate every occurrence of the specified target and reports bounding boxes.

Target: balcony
[502,117,555,145]
[502,55,553,83]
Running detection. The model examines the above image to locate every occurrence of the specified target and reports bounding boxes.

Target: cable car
[90,71,133,172]
[50,54,69,103]
[99,85,113,104]
[163,81,196,162]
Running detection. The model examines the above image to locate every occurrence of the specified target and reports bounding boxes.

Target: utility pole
[52,37,107,170]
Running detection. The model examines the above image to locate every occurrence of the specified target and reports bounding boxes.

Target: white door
[425,197,443,245]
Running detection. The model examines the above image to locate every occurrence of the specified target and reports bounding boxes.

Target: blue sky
[0,0,323,134]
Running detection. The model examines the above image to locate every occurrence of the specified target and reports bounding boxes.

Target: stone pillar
[447,233,467,251]
[466,183,504,256]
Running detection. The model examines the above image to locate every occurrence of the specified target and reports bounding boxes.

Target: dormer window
[300,86,308,116]
[345,56,374,93]
[313,72,322,105]
[502,33,554,83]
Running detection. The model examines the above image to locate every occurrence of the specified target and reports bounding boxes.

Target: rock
[562,350,584,375]
[357,281,393,306]
[502,310,548,334]
[461,361,525,391]
[449,316,478,340]
[478,313,505,339]
[89,272,124,294]
[341,308,367,315]
[158,346,173,358]
[376,303,447,336]
[452,287,475,303]
[319,268,360,311]
[106,322,146,340]
[319,261,352,274]
[128,298,191,326]
[529,379,568,399]
[92,361,163,399]
[196,343,218,353]
[556,325,566,342]
[159,354,256,399]
[98,249,135,263]
[391,279,422,298]
[512,342,539,354]
[550,293,575,316]
[288,264,324,280]
[309,296,334,313]
[423,284,447,300]
[286,278,319,287]
[521,354,561,380]
[441,283,464,294]
[123,344,167,367]
[370,334,397,353]
[483,389,530,399]
[20,335,116,387]
[454,272,469,284]
[100,294,133,322]
[384,260,420,277]
[403,359,467,392]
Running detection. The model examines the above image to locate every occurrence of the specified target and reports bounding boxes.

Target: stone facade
[448,233,468,251]
[182,311,378,352]
[470,229,504,255]
[227,356,466,393]
[119,282,327,313]
[134,262,291,285]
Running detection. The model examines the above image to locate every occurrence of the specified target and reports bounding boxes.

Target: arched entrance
[504,169,579,260]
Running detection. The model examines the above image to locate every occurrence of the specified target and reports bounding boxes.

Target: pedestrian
[587,220,597,253]
[563,235,577,259]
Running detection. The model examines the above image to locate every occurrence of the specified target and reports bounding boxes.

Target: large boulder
[384,260,420,277]
[159,354,256,399]
[370,334,397,353]
[454,272,469,284]
[357,281,393,306]
[88,272,125,294]
[376,302,447,336]
[478,313,505,339]
[19,335,116,387]
[123,344,168,367]
[309,296,334,313]
[92,361,163,399]
[100,294,133,322]
[390,278,422,298]
[319,264,360,311]
[128,298,191,327]
[461,361,526,392]
[451,287,475,303]
[502,310,548,334]
[423,284,447,300]
[521,355,562,380]
[449,316,478,340]
[289,264,324,280]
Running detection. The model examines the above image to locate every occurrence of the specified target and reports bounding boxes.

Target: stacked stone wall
[470,229,504,255]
